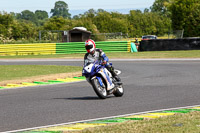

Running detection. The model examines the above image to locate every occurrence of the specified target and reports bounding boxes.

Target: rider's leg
[106,65,121,82]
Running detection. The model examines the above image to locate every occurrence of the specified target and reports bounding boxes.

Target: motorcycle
[82,61,124,99]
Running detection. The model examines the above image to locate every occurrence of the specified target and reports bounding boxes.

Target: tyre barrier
[15,106,200,133]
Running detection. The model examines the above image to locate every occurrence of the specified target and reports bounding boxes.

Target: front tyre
[113,85,124,97]
[91,78,107,99]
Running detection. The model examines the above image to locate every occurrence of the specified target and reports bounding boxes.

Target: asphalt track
[0,59,200,132]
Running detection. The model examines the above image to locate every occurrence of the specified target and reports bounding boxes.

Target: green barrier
[56,41,128,54]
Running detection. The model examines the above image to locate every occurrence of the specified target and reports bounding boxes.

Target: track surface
[0,59,200,132]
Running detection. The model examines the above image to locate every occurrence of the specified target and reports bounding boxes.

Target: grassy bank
[1,50,200,59]
[0,65,82,81]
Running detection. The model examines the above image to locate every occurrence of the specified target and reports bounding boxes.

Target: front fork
[96,77,104,87]
[89,76,105,88]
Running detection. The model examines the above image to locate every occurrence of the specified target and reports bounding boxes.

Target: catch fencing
[0,41,130,56]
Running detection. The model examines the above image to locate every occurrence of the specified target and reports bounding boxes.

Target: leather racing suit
[83,48,120,82]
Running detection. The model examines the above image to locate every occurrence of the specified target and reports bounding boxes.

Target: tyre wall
[140,38,200,51]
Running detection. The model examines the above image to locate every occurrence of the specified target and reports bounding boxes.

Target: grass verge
[0,65,82,81]
[71,111,200,133]
[106,50,200,59]
[1,50,200,59]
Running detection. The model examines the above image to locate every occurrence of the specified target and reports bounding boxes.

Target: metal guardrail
[56,41,129,54]
[0,41,129,56]
[0,43,56,56]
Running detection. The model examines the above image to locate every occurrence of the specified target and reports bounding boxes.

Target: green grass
[0,65,82,81]
[106,50,200,59]
[0,53,85,59]
[1,50,200,59]
[72,111,200,133]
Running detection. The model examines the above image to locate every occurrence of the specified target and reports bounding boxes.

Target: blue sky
[0,0,155,16]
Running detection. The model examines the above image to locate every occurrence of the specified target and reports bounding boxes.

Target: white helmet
[85,39,96,54]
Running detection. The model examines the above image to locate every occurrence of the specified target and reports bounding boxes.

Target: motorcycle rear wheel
[91,78,107,99]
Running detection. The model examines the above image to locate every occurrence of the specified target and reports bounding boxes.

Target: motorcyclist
[83,39,121,83]
[135,38,139,44]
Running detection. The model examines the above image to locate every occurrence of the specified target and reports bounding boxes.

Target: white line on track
[3,104,200,133]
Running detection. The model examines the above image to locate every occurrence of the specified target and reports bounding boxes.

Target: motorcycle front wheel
[113,85,124,97]
[91,77,107,99]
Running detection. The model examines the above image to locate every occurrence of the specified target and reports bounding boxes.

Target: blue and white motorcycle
[82,61,124,99]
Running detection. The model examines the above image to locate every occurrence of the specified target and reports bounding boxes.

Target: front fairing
[83,62,115,90]
[82,62,101,77]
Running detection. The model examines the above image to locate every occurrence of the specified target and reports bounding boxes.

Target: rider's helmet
[85,39,96,54]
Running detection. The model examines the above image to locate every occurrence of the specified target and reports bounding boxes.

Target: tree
[128,10,144,37]
[43,16,66,30]
[97,9,106,13]
[35,10,48,20]
[0,12,13,29]
[17,10,38,25]
[128,10,171,37]
[50,1,71,19]
[11,20,37,40]
[150,0,170,16]
[0,12,14,37]
[84,9,96,18]
[93,12,113,33]
[144,8,150,13]
[169,0,200,37]
[19,10,36,21]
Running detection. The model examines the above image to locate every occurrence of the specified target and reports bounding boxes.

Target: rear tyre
[113,85,124,97]
[91,78,107,99]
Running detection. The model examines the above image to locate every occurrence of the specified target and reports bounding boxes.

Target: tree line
[0,0,199,43]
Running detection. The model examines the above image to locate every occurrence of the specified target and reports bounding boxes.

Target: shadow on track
[53,96,113,100]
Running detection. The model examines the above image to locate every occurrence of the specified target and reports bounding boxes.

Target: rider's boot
[111,70,122,85]
[107,65,122,85]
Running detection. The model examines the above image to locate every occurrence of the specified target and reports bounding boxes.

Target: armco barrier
[0,43,56,56]
[0,41,129,56]
[56,41,129,54]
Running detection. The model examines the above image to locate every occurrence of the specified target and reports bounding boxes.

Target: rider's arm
[83,54,89,76]
[102,53,109,62]
[98,49,109,62]
[84,53,90,66]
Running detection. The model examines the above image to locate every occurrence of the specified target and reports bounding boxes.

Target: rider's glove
[102,61,107,65]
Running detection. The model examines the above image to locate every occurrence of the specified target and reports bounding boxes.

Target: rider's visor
[85,45,93,50]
